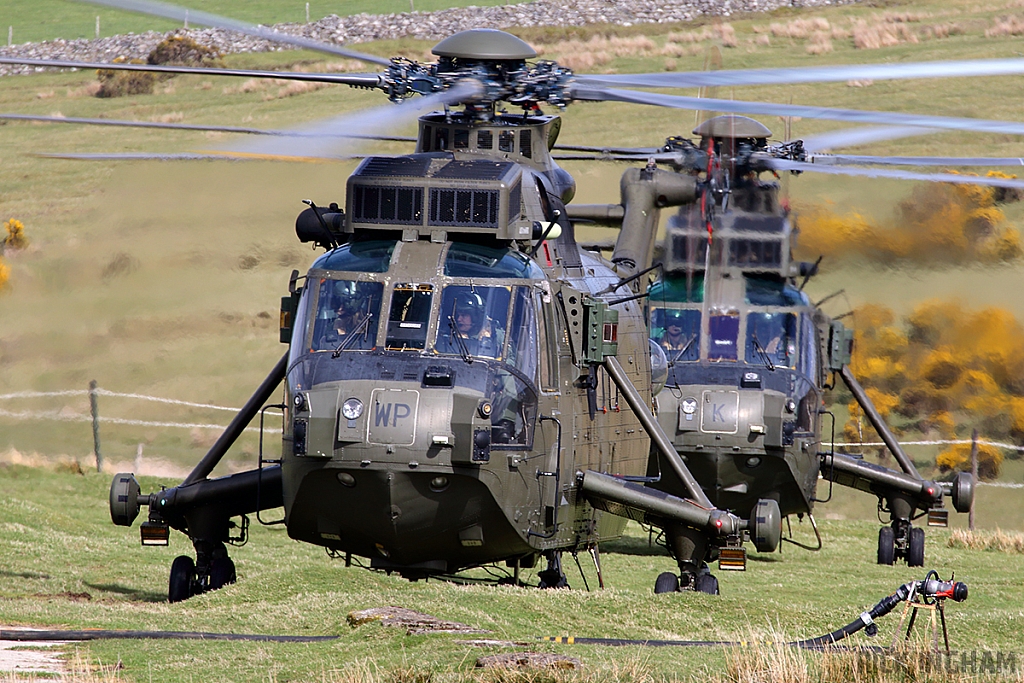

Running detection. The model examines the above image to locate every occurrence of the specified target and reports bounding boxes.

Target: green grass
[2,0,532,45]
[0,464,1022,682]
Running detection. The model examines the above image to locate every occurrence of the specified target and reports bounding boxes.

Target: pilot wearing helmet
[441,291,503,358]
[657,309,689,351]
[321,281,375,350]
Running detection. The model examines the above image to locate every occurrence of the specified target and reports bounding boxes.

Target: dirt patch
[0,637,67,675]
[347,607,490,635]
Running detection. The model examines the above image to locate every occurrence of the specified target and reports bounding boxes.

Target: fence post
[89,380,102,473]
[969,428,978,531]
[306,2,310,22]
[134,443,143,474]
[95,16,100,39]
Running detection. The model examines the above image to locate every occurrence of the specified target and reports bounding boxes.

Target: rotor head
[432,29,537,61]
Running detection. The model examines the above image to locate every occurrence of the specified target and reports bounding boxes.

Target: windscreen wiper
[666,334,697,367]
[447,315,473,364]
[331,314,373,359]
[750,333,776,372]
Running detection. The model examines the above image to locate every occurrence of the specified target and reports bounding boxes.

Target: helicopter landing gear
[654,572,679,594]
[877,495,925,567]
[537,551,570,589]
[653,563,719,594]
[167,540,236,602]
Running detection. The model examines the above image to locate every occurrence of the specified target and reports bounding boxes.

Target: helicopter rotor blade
[0,56,384,87]
[30,152,366,161]
[800,125,941,153]
[76,0,391,66]
[575,57,1024,90]
[219,80,481,159]
[571,85,1024,138]
[0,113,415,143]
[771,159,1024,189]
[809,154,1024,168]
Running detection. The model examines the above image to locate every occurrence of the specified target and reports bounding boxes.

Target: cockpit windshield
[435,285,511,360]
[311,279,384,352]
[650,307,700,362]
[746,312,797,369]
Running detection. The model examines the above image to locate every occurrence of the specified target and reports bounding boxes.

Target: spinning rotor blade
[810,154,1024,167]
[576,57,1024,90]
[79,0,391,66]
[32,152,362,161]
[571,86,1024,137]
[220,80,481,159]
[0,56,384,88]
[0,113,415,143]
[772,159,1024,189]
[800,126,940,153]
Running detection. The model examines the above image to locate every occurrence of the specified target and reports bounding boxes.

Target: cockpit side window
[434,285,511,359]
[506,287,538,379]
[386,284,433,351]
[651,307,700,362]
[311,279,384,352]
[746,312,797,368]
[799,313,819,381]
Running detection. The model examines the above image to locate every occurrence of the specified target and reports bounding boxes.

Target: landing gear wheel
[907,527,925,567]
[209,556,236,591]
[537,551,569,589]
[694,573,719,596]
[654,572,680,594]
[169,555,196,603]
[877,527,895,566]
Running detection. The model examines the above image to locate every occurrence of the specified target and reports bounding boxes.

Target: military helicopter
[6,0,1024,600]
[548,113,1000,593]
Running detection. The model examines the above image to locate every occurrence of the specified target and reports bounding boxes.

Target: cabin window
[310,279,384,352]
[499,130,514,153]
[386,284,433,351]
[506,287,538,379]
[434,285,511,360]
[537,295,559,392]
[477,130,493,150]
[487,369,536,447]
[314,240,396,273]
[454,129,470,149]
[728,238,782,267]
[519,129,532,158]
[799,314,819,381]
[650,307,700,362]
[745,312,797,368]
[444,242,544,278]
[708,313,740,361]
[434,127,449,151]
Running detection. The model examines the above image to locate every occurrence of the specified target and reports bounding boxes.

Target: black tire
[654,572,680,594]
[694,573,719,596]
[169,555,195,603]
[877,527,895,566]
[209,556,236,591]
[907,527,925,567]
[537,569,569,589]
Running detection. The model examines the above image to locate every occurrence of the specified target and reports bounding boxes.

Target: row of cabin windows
[422,126,533,158]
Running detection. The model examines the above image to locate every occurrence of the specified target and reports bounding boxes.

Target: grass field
[1,0,1024,679]
[0,464,1022,682]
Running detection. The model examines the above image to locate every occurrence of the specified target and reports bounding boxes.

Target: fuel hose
[0,628,337,643]
[542,572,967,650]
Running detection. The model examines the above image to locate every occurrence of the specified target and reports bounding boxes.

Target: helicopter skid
[285,463,532,575]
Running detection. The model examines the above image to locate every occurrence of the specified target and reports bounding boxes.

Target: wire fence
[0,388,281,434]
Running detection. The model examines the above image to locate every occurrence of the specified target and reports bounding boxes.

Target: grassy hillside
[2,0,531,44]
[0,464,1021,682]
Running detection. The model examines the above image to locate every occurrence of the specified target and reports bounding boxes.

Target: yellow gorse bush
[795,180,1023,265]
[3,218,28,250]
[842,299,1024,478]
